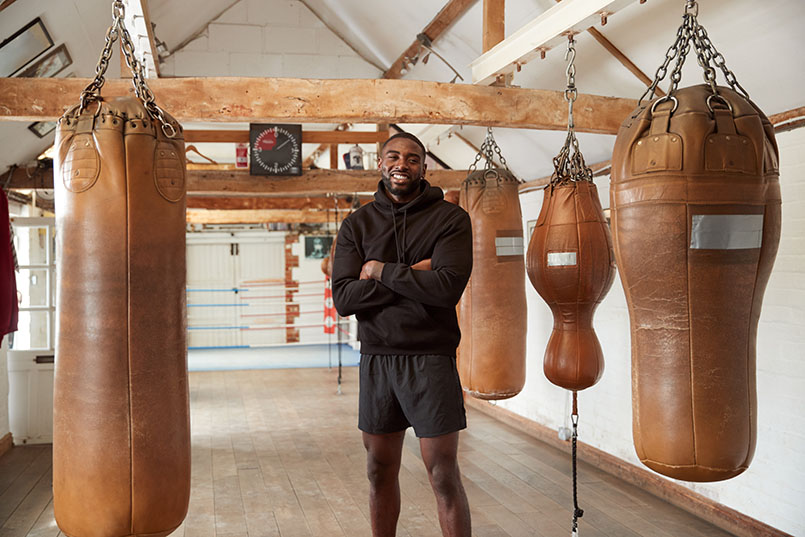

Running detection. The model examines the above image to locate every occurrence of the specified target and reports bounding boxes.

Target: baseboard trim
[464,397,791,537]
[0,432,12,459]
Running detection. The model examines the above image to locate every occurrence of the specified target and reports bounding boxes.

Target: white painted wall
[497,127,805,535]
[159,0,382,79]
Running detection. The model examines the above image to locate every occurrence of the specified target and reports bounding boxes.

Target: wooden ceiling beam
[188,168,467,195]
[186,196,362,210]
[184,129,389,144]
[471,0,638,85]
[769,106,805,126]
[483,0,506,53]
[0,77,636,134]
[384,0,478,80]
[586,26,664,97]
[0,0,20,12]
[301,123,349,169]
[187,208,345,224]
[8,167,467,195]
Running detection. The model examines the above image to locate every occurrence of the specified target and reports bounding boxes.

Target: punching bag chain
[468,128,511,174]
[551,35,593,188]
[639,0,749,107]
[571,391,583,536]
[78,0,177,137]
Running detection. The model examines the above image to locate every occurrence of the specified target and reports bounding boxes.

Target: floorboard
[0,366,736,536]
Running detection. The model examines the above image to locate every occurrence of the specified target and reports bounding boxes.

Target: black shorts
[359,354,466,438]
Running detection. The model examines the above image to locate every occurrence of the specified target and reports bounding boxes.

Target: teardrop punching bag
[53,5,191,536]
[458,160,527,399]
[527,180,615,391]
[611,2,780,482]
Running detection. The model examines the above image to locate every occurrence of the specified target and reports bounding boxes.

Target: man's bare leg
[363,430,406,537]
[420,432,471,537]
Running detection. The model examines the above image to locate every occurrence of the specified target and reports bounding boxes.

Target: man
[332,132,473,537]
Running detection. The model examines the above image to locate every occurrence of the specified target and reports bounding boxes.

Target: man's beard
[382,172,421,198]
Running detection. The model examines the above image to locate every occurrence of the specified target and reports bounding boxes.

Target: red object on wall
[0,188,18,346]
[323,278,336,334]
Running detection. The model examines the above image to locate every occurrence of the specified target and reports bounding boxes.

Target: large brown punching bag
[458,169,527,399]
[611,84,781,481]
[526,180,615,390]
[52,16,191,532]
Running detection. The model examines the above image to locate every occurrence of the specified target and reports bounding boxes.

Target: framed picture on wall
[305,236,333,259]
[27,120,57,138]
[1,18,53,77]
[526,219,537,246]
[15,43,71,78]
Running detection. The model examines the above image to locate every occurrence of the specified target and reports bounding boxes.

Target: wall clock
[249,123,302,176]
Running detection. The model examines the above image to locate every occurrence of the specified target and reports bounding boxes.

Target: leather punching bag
[611,84,781,481]
[53,94,191,535]
[458,169,527,399]
[526,181,615,390]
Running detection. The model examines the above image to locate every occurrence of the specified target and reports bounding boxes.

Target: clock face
[249,124,302,176]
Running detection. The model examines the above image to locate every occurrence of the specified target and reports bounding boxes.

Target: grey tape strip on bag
[547,252,577,266]
[690,214,764,250]
[495,236,524,256]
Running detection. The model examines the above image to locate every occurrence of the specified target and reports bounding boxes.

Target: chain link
[467,127,510,173]
[550,35,593,188]
[638,0,749,106]
[78,0,177,137]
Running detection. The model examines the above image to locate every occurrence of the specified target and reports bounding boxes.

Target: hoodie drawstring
[390,207,408,264]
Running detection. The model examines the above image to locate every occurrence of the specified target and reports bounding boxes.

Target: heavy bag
[53,96,190,536]
[458,169,527,399]
[611,84,781,481]
[526,181,615,391]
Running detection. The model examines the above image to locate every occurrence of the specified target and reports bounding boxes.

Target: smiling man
[332,132,473,537]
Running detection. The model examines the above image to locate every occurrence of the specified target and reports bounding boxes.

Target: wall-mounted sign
[249,124,302,176]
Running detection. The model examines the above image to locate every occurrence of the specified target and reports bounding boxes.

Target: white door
[186,231,286,348]
[7,217,56,445]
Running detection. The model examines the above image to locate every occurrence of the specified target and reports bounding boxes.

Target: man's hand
[411,258,432,271]
[360,260,385,280]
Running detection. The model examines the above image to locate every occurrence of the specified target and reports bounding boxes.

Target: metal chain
[78,0,177,137]
[571,391,584,537]
[694,23,750,98]
[467,127,510,173]
[638,0,749,106]
[550,35,593,187]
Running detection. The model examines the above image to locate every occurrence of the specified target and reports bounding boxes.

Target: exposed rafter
[0,77,637,134]
[187,208,345,224]
[471,0,638,85]
[7,167,468,196]
[586,26,664,97]
[186,196,364,210]
[483,0,505,53]
[184,130,389,144]
[384,0,478,80]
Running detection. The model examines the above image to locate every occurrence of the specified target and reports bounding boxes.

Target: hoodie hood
[373,178,444,214]
[374,178,445,264]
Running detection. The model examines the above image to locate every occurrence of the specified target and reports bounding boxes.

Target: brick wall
[159,0,381,79]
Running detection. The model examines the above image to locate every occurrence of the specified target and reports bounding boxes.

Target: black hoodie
[332,179,472,356]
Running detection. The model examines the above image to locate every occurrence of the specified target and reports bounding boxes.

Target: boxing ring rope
[186,278,357,350]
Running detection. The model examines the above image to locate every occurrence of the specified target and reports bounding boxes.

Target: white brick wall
[160,0,380,79]
[209,23,262,53]
[503,127,805,535]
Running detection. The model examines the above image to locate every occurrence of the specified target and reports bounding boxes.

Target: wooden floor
[0,367,736,537]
